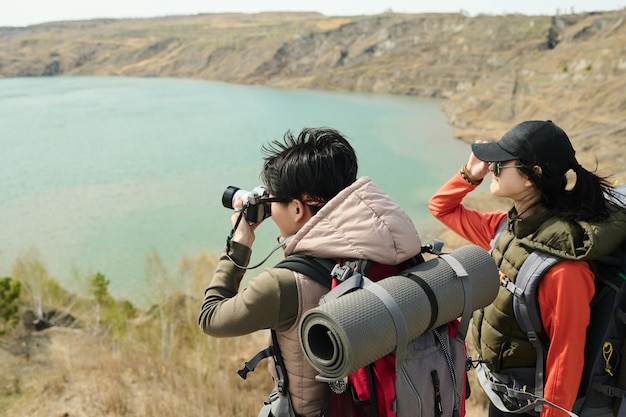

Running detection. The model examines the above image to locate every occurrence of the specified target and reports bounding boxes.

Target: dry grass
[0,239,499,417]
[0,251,273,417]
[0,325,274,417]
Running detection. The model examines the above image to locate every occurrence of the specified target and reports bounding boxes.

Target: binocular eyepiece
[222,185,271,224]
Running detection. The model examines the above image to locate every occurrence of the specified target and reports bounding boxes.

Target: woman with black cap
[428,120,626,417]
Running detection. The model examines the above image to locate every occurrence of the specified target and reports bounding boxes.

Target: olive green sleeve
[198,241,299,337]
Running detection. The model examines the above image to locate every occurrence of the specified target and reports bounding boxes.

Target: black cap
[471,120,577,176]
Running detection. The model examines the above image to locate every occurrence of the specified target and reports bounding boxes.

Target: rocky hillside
[1,10,625,179]
[1,13,623,416]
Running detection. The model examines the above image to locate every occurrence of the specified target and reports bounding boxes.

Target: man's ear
[293,199,312,224]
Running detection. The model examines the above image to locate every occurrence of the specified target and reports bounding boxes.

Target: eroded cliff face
[1,11,624,179]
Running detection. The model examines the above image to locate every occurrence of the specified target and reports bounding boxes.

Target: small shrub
[90,272,135,339]
[91,272,114,306]
[0,276,21,335]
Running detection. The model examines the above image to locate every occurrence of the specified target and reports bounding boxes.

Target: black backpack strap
[361,366,379,417]
[269,329,298,417]
[274,254,336,288]
[238,346,274,379]
[236,331,289,392]
[239,255,335,380]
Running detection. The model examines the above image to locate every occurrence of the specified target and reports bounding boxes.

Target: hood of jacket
[283,176,422,265]
[512,201,626,261]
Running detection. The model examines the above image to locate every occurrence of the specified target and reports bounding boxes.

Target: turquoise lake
[0,76,472,305]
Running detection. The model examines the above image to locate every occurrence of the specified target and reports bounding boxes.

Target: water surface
[0,76,471,304]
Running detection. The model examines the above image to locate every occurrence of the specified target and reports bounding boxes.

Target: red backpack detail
[330,260,414,417]
[247,250,470,417]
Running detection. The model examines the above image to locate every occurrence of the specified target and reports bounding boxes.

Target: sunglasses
[258,196,292,216]
[260,196,291,204]
[491,161,524,177]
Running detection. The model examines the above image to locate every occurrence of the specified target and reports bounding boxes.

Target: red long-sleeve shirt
[429,173,594,417]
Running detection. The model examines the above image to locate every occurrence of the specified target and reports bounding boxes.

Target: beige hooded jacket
[199,176,422,417]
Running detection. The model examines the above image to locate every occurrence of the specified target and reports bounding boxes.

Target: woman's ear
[525,165,542,187]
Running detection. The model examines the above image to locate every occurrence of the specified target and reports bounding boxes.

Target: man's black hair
[260,127,358,213]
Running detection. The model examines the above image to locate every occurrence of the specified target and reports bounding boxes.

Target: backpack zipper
[431,370,443,417]
[433,328,461,414]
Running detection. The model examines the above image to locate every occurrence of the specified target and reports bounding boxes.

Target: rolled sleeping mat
[299,244,499,381]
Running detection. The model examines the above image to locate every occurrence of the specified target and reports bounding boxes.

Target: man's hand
[231,197,262,247]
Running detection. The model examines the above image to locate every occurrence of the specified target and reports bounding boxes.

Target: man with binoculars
[198,127,423,417]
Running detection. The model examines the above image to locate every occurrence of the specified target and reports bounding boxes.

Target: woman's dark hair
[518,158,619,222]
[260,127,358,213]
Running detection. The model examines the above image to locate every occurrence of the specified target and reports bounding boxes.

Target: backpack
[239,243,479,417]
[476,218,626,417]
